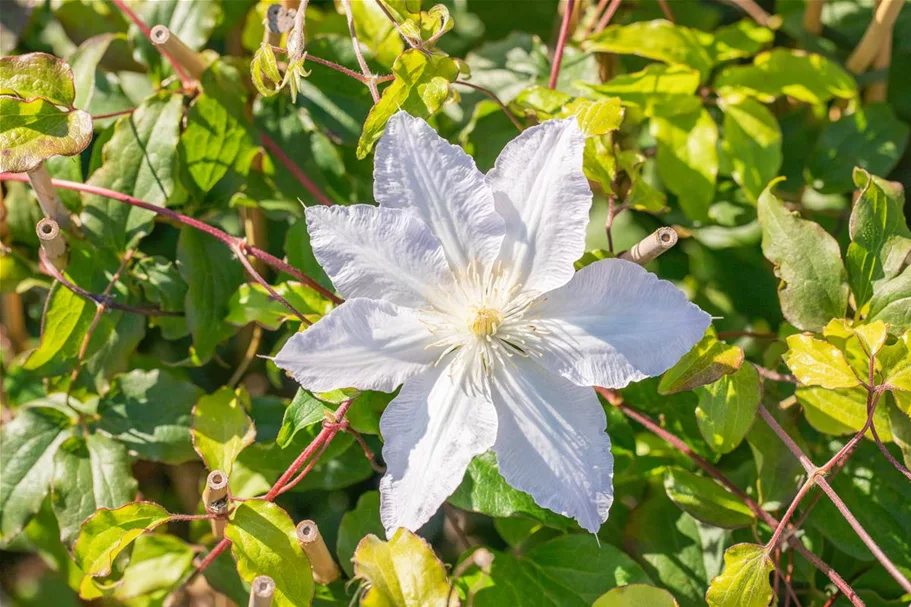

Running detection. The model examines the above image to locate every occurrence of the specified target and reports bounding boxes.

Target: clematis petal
[272,298,435,393]
[533,258,711,389]
[491,357,613,533]
[379,360,498,535]
[306,204,454,307]
[374,111,504,272]
[488,117,592,295]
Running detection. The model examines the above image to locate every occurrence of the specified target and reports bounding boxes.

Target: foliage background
[1,0,911,606]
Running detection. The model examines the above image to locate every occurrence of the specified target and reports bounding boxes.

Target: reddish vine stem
[594,0,623,35]
[232,243,309,325]
[92,108,136,120]
[259,134,334,207]
[268,45,396,84]
[110,0,194,90]
[754,364,799,384]
[657,0,675,22]
[1,174,342,306]
[342,0,380,102]
[549,0,577,89]
[870,408,911,481]
[582,0,612,39]
[598,388,863,606]
[452,81,523,132]
[758,405,911,594]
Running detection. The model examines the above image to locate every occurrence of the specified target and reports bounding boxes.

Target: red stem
[260,134,334,207]
[594,0,623,35]
[110,0,193,90]
[549,0,577,89]
[0,173,342,305]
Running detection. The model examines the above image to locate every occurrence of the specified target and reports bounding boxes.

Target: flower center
[469,306,503,337]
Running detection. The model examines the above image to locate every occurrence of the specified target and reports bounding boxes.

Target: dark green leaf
[664,467,755,529]
[758,182,850,331]
[97,369,203,464]
[337,491,384,577]
[277,389,328,448]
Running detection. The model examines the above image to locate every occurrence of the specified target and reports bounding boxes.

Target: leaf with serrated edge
[192,386,256,477]
[355,528,457,607]
[225,500,314,607]
[783,334,860,389]
[659,328,743,395]
[706,543,774,607]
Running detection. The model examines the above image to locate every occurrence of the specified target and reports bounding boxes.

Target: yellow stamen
[469,306,503,337]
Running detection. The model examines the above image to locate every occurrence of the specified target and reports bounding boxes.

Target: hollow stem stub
[203,470,229,514]
[150,25,206,80]
[248,575,275,607]
[619,227,678,265]
[36,218,66,267]
[296,520,341,584]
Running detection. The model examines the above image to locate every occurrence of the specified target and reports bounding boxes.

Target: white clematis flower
[274,111,710,534]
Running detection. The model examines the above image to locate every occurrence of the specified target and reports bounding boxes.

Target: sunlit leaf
[0,52,76,105]
[0,97,92,173]
[659,329,743,395]
[192,387,256,477]
[651,108,718,222]
[705,544,774,607]
[783,334,861,389]
[695,364,761,454]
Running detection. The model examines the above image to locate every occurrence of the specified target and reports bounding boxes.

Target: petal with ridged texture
[534,258,711,389]
[272,298,435,393]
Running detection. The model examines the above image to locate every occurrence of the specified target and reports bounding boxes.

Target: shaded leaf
[277,389,329,449]
[696,364,761,454]
[664,467,755,529]
[337,491,384,578]
[651,108,718,222]
[0,97,92,173]
[758,182,849,331]
[226,500,314,607]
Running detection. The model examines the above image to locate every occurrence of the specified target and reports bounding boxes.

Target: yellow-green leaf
[191,387,256,477]
[853,320,888,357]
[797,386,893,441]
[659,329,743,394]
[357,50,459,159]
[783,334,860,389]
[706,543,774,607]
[881,331,911,391]
[576,64,701,118]
[564,97,624,137]
[225,500,314,607]
[696,364,761,454]
[73,501,172,596]
[0,52,76,106]
[354,528,457,607]
[0,97,92,173]
[594,584,679,607]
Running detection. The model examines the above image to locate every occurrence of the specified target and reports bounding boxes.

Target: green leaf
[714,49,857,104]
[747,411,806,511]
[354,528,455,607]
[615,149,668,213]
[180,60,255,193]
[475,534,651,607]
[133,256,188,340]
[51,433,137,546]
[225,500,314,607]
[696,364,761,454]
[721,97,782,204]
[337,491,384,578]
[847,169,911,310]
[709,20,774,63]
[586,20,715,80]
[758,182,850,331]
[593,584,679,607]
[192,387,256,477]
[0,97,92,173]
[225,282,333,330]
[176,227,245,364]
[853,320,889,357]
[881,332,911,391]
[68,34,117,111]
[80,92,183,251]
[705,544,774,607]
[659,329,744,394]
[664,468,756,529]
[449,451,575,530]
[783,334,861,389]
[251,42,282,98]
[73,501,172,594]
[277,389,329,448]
[796,386,893,440]
[114,534,194,602]
[0,406,76,542]
[868,267,911,328]
[651,108,718,222]
[357,50,459,159]
[565,97,625,137]
[577,64,701,118]
[97,369,203,464]
[624,486,710,607]
[806,104,910,194]
[0,52,76,105]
